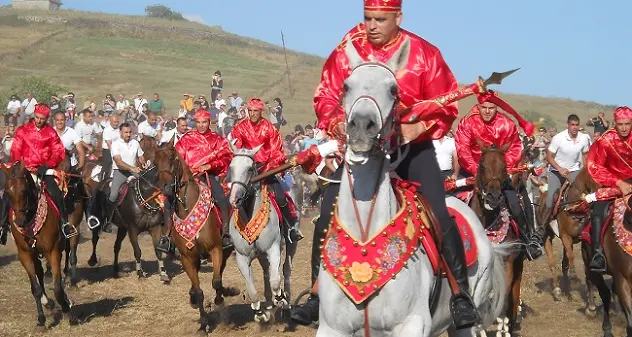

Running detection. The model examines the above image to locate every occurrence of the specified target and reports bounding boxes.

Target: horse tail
[488,242,520,321]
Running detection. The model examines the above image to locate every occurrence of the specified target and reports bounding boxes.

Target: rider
[585,106,632,273]
[174,109,233,248]
[540,114,590,225]
[291,0,480,329]
[73,109,102,157]
[1,104,75,240]
[229,98,303,244]
[104,122,149,232]
[454,90,543,260]
[53,111,87,170]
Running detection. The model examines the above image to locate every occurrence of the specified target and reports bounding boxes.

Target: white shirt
[133,98,148,112]
[56,127,82,166]
[102,125,120,150]
[313,128,326,141]
[215,99,226,109]
[7,100,21,114]
[548,129,591,172]
[433,137,457,171]
[73,120,102,146]
[111,138,144,170]
[159,128,185,146]
[137,120,161,138]
[116,100,129,111]
[217,111,228,129]
[21,98,38,115]
[2,136,13,160]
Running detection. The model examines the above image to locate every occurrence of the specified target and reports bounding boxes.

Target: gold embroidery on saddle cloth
[233,184,271,244]
[173,183,214,249]
[12,191,48,239]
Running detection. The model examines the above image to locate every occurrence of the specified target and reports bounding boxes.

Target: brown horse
[154,140,239,334]
[539,167,598,301]
[470,142,525,334]
[1,162,77,326]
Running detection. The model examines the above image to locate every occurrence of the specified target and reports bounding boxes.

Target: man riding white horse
[0,104,75,243]
[586,106,632,273]
[229,98,303,243]
[454,90,544,260]
[174,109,233,248]
[290,0,480,329]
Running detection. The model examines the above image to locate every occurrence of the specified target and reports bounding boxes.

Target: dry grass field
[0,216,628,337]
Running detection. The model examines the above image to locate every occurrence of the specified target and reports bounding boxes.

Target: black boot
[0,194,9,245]
[510,197,543,261]
[290,294,319,326]
[589,215,607,274]
[279,202,303,243]
[58,196,77,239]
[86,195,101,230]
[156,205,173,253]
[102,200,116,233]
[442,224,481,330]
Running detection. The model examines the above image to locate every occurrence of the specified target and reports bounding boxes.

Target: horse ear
[169,134,176,148]
[385,37,410,72]
[475,139,487,151]
[345,40,364,69]
[228,139,238,153]
[499,142,511,152]
[252,144,264,154]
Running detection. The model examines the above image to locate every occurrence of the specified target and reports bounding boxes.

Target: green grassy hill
[0,7,616,132]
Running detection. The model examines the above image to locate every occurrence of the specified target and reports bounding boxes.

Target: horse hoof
[137,270,148,278]
[44,299,56,310]
[552,287,562,301]
[87,256,98,267]
[36,315,46,327]
[197,328,208,336]
[160,273,170,283]
[222,286,240,297]
[68,313,78,326]
[214,296,224,306]
[586,306,597,318]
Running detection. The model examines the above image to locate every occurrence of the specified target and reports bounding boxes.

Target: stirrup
[156,236,172,253]
[62,223,78,239]
[87,215,101,230]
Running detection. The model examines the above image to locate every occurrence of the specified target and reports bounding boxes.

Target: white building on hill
[12,0,62,10]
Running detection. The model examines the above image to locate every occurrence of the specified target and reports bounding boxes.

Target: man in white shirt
[73,109,103,152]
[6,95,21,126]
[160,117,188,146]
[542,114,591,223]
[433,134,459,180]
[134,93,148,112]
[53,111,86,169]
[137,111,162,140]
[20,92,38,126]
[101,114,121,179]
[104,122,148,232]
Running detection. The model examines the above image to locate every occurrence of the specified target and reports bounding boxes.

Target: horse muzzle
[347,113,381,154]
[483,190,504,210]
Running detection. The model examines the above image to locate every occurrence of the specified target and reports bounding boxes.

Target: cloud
[183,14,206,24]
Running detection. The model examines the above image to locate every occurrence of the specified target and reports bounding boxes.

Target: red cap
[33,104,51,118]
[477,90,535,137]
[247,98,265,110]
[194,109,211,121]
[614,106,632,121]
[364,0,402,12]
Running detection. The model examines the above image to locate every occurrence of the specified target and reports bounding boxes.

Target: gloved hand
[294,141,338,174]
[37,165,50,176]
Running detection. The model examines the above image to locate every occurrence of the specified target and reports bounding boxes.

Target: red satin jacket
[586,129,632,187]
[454,107,523,175]
[314,24,458,142]
[230,118,285,173]
[175,130,232,177]
[11,122,65,172]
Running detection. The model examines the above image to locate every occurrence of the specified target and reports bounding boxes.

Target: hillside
[0,7,617,131]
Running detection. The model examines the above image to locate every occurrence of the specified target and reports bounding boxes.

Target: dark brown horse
[1,162,77,326]
[540,167,598,301]
[154,140,239,334]
[470,142,525,334]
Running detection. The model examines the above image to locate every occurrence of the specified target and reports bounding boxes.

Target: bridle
[4,166,36,223]
[228,153,260,207]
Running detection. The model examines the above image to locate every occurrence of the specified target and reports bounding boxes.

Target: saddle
[173,181,222,249]
[10,190,60,247]
[552,179,572,216]
[581,199,632,256]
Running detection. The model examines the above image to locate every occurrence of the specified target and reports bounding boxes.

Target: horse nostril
[367,120,376,131]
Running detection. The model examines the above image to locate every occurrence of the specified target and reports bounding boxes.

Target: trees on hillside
[1,76,67,107]
[145,5,186,21]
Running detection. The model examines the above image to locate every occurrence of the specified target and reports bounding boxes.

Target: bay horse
[153,140,239,334]
[227,143,299,324]
[0,161,77,326]
[470,142,525,334]
[539,167,597,301]
[317,38,507,337]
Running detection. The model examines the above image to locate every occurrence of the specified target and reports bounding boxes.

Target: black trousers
[44,175,67,221]
[311,141,456,283]
[265,176,290,207]
[101,149,112,181]
[591,200,612,247]
[198,174,228,209]
[503,179,535,231]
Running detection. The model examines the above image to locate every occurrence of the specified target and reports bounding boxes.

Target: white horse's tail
[487,242,520,322]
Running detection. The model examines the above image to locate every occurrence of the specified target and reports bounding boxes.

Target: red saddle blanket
[10,191,60,239]
[580,199,632,255]
[484,208,520,244]
[173,182,222,249]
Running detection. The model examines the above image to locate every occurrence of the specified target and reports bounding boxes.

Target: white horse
[227,143,299,323]
[316,38,507,337]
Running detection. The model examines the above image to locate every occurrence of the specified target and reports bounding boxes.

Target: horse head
[342,37,410,164]
[140,136,158,164]
[0,162,36,227]
[227,140,263,207]
[476,139,510,211]
[154,135,179,198]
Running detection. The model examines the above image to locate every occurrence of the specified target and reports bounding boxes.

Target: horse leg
[613,274,632,337]
[47,246,78,325]
[235,252,268,323]
[34,256,54,310]
[180,254,208,334]
[256,253,273,309]
[17,251,46,326]
[150,227,170,283]
[283,240,298,306]
[218,246,239,298]
[508,256,525,334]
[88,227,100,267]
[268,242,288,309]
[544,232,561,301]
[591,272,614,337]
[68,234,79,286]
[112,226,128,278]
[126,228,147,278]
[209,245,225,305]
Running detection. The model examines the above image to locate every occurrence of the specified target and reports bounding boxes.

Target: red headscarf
[247,98,265,111]
[476,90,535,137]
[33,104,51,118]
[614,106,632,121]
[364,0,402,12]
[194,109,211,121]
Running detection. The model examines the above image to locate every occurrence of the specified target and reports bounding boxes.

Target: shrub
[145,5,186,21]
[0,76,68,111]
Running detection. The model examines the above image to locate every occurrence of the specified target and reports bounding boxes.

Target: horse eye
[343,83,349,93]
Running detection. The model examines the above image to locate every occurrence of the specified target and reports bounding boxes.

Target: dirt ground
[0,216,627,337]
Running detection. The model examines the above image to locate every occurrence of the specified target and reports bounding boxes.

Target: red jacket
[11,122,65,172]
[314,23,458,142]
[175,130,232,177]
[230,118,285,173]
[586,129,632,187]
[454,107,523,176]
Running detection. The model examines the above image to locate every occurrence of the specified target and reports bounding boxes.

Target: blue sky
[4,0,629,106]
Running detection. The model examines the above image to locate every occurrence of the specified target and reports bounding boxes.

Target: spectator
[20,92,37,125]
[137,111,162,140]
[103,94,116,114]
[198,95,210,110]
[6,94,21,126]
[50,96,63,115]
[230,91,243,109]
[223,108,238,138]
[217,104,228,137]
[267,97,286,130]
[187,101,202,128]
[300,125,320,150]
[1,125,15,163]
[211,70,223,101]
[63,92,77,121]
[116,94,130,113]
[83,97,96,113]
[549,127,557,139]
[587,111,609,135]
[214,92,225,110]
[180,93,194,116]
[149,93,166,116]
[163,116,176,131]
[532,127,549,149]
[133,93,148,112]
